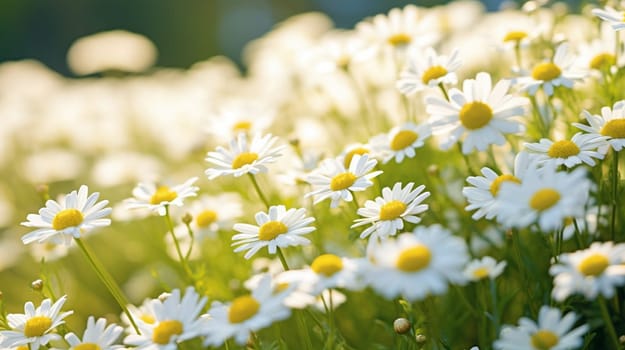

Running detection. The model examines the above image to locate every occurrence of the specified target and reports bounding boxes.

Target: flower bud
[182,213,193,225]
[415,333,427,344]
[393,317,411,334]
[31,279,44,291]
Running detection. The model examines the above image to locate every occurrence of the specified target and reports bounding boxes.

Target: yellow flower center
[578,253,610,276]
[24,316,52,337]
[258,221,288,241]
[150,186,178,205]
[228,295,260,323]
[232,121,252,132]
[503,31,528,42]
[530,329,559,350]
[74,343,102,350]
[529,188,560,211]
[17,346,29,350]
[152,320,183,345]
[379,200,407,221]
[489,174,521,196]
[330,172,357,191]
[531,62,562,81]
[547,140,580,158]
[421,65,448,84]
[459,101,493,130]
[601,119,625,138]
[590,53,616,70]
[140,314,155,324]
[311,254,344,277]
[390,130,419,151]
[195,209,218,228]
[396,245,432,272]
[52,209,84,231]
[343,148,369,168]
[472,267,489,280]
[232,152,259,169]
[387,33,412,47]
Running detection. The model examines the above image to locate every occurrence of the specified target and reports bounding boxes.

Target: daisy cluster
[2,1,625,349]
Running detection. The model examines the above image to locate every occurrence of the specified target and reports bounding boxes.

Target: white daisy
[368,122,431,163]
[21,185,112,245]
[64,316,124,350]
[182,193,243,241]
[203,274,294,346]
[338,143,371,169]
[463,256,507,282]
[524,132,609,168]
[494,306,589,350]
[362,225,469,301]
[121,299,157,335]
[397,47,461,96]
[232,205,316,259]
[592,7,625,31]
[516,43,586,96]
[550,241,625,301]
[124,287,208,350]
[124,177,199,216]
[205,133,285,180]
[305,154,382,208]
[0,296,73,349]
[425,72,528,154]
[206,100,276,143]
[575,101,625,151]
[577,33,620,73]
[496,165,591,231]
[351,182,430,240]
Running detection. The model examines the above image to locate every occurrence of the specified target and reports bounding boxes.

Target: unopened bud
[415,334,427,344]
[619,335,625,344]
[158,292,171,302]
[31,279,44,291]
[36,184,50,201]
[426,164,439,178]
[288,138,300,147]
[182,213,193,225]
[393,318,411,334]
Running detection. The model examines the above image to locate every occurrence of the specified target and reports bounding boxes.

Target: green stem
[489,278,500,337]
[598,296,621,350]
[349,191,361,212]
[438,83,450,101]
[322,290,337,350]
[513,44,522,71]
[183,221,195,261]
[248,173,271,210]
[74,238,140,334]
[610,150,620,241]
[276,247,290,271]
[164,206,193,282]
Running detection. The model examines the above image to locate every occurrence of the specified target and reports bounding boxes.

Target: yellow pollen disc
[74,343,102,350]
[387,33,412,46]
[336,55,351,70]
[330,172,357,191]
[231,152,259,169]
[16,346,29,350]
[228,295,260,323]
[531,329,559,350]
[379,200,407,221]
[311,254,344,277]
[472,267,489,280]
[489,174,521,196]
[152,320,183,345]
[52,208,84,231]
[195,209,218,228]
[24,316,52,337]
[503,31,528,42]
[344,148,369,168]
[547,140,580,158]
[150,186,178,205]
[459,101,493,130]
[232,121,252,132]
[529,188,561,212]
[275,282,290,293]
[258,221,288,241]
[578,253,610,276]
[140,314,156,324]
[531,62,562,81]
[590,53,616,70]
[601,119,625,138]
[396,245,432,272]
[421,65,448,84]
[390,130,419,151]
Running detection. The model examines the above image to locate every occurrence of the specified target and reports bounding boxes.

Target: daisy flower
[494,306,589,350]
[425,72,527,154]
[362,225,469,301]
[64,316,124,350]
[575,101,625,151]
[232,205,316,259]
[352,182,430,240]
[397,47,461,96]
[21,185,112,245]
[577,33,620,73]
[121,299,157,335]
[206,100,276,143]
[368,122,431,163]
[516,43,586,96]
[0,296,73,349]
[203,274,294,346]
[305,154,382,208]
[205,133,285,180]
[338,143,371,169]
[124,287,208,350]
[463,256,507,282]
[124,177,199,216]
[524,132,609,168]
[181,193,243,241]
[592,7,625,31]
[496,165,591,231]
[550,241,625,301]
